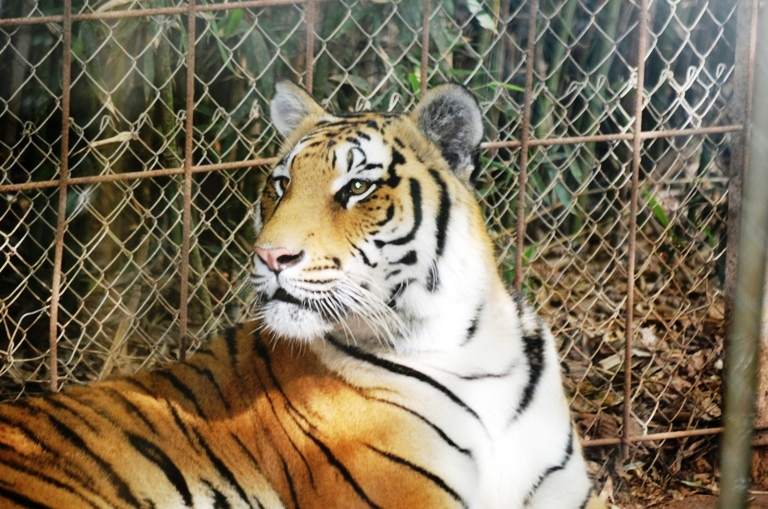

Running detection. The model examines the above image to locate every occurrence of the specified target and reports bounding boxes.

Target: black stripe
[428,169,451,256]
[0,414,100,493]
[101,387,158,435]
[511,291,528,320]
[202,480,231,509]
[366,446,467,508]
[386,280,411,309]
[524,428,574,502]
[304,432,382,509]
[123,377,155,397]
[578,488,595,509]
[376,179,422,247]
[372,398,472,457]
[184,364,230,412]
[376,204,395,227]
[194,429,252,506]
[127,432,193,506]
[385,269,402,280]
[356,131,371,141]
[45,413,142,507]
[166,401,201,453]
[0,485,53,509]
[43,396,99,433]
[425,264,439,292]
[155,371,207,419]
[394,251,417,266]
[328,338,480,421]
[509,326,546,423]
[230,433,277,494]
[224,325,241,362]
[281,457,300,509]
[0,450,102,509]
[384,148,404,188]
[460,306,482,347]
[353,243,376,267]
[248,343,319,490]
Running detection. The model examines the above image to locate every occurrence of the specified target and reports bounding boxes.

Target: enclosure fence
[0,0,755,501]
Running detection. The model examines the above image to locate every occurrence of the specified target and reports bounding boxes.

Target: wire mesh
[0,0,749,503]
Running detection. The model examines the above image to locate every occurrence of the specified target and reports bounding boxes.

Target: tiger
[0,81,605,509]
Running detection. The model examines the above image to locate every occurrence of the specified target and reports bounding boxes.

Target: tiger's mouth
[272,288,305,307]
[266,287,340,322]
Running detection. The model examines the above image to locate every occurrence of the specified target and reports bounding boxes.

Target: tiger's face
[253,82,487,347]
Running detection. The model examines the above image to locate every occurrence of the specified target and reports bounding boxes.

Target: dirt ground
[656,494,768,509]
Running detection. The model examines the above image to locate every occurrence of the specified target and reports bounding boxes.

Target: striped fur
[0,82,605,508]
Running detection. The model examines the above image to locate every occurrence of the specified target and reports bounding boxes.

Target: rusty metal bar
[0,158,278,194]
[513,0,538,291]
[718,1,766,506]
[622,0,650,460]
[480,124,744,150]
[420,0,432,96]
[304,0,316,92]
[47,0,73,393]
[0,0,316,27]
[178,0,197,361]
[0,123,741,195]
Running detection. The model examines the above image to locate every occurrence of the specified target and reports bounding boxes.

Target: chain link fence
[0,0,751,504]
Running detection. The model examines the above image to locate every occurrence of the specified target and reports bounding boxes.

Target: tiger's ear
[270,80,326,139]
[412,84,484,183]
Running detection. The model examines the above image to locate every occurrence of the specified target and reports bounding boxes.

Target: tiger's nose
[254,246,305,273]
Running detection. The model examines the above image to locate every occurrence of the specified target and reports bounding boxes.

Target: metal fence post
[718,2,768,507]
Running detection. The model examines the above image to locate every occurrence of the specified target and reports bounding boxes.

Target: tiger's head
[253,81,499,351]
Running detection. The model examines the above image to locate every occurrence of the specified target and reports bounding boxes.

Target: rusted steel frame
[0,0,315,27]
[480,124,744,150]
[622,0,650,460]
[0,158,278,194]
[420,0,432,96]
[513,0,538,291]
[584,427,725,448]
[304,0,316,92]
[47,0,73,393]
[179,0,197,360]
[718,1,765,507]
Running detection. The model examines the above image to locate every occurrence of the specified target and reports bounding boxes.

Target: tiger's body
[0,82,603,508]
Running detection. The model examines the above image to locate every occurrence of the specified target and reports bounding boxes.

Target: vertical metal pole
[513,0,538,291]
[718,4,768,508]
[420,0,431,97]
[179,0,197,360]
[623,0,649,460]
[725,0,758,321]
[48,0,73,392]
[305,0,316,93]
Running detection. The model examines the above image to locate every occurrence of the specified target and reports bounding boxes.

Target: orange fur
[0,323,463,508]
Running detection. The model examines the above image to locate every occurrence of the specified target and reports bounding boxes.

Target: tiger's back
[0,324,468,508]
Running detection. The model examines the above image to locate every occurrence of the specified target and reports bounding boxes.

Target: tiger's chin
[260,301,334,342]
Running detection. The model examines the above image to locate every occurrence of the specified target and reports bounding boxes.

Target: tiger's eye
[349,180,371,196]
